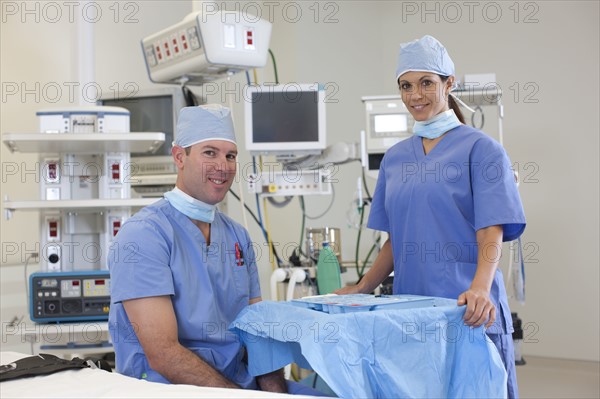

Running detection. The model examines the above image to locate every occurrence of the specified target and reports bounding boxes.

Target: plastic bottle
[316,242,342,295]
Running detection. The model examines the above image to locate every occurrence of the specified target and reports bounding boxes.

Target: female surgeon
[337,35,525,398]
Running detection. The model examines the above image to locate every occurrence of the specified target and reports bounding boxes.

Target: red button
[111,164,120,180]
[113,221,121,236]
[49,221,58,237]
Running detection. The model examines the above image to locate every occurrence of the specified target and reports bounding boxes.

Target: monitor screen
[99,88,185,157]
[245,84,326,155]
[373,114,408,134]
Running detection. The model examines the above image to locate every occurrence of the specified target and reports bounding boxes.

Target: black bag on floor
[0,353,111,382]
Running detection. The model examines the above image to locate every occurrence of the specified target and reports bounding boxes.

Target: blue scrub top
[368,125,525,334]
[108,199,261,388]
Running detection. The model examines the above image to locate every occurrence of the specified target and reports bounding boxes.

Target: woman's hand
[457,288,496,328]
[334,283,365,295]
[459,225,503,329]
[334,239,395,296]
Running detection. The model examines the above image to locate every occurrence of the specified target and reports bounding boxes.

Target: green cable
[299,196,306,258]
[360,244,375,277]
[360,236,381,277]
[268,49,279,84]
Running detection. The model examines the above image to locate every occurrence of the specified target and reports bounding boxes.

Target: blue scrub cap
[395,35,455,80]
[173,104,236,148]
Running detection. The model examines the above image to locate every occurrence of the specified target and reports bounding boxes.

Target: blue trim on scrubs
[108,199,261,389]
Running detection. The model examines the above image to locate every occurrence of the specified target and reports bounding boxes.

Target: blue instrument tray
[291,294,436,314]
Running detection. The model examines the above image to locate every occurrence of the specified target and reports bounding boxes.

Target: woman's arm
[457,225,503,328]
[335,238,394,294]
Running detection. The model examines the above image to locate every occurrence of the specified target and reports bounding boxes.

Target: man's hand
[256,369,287,393]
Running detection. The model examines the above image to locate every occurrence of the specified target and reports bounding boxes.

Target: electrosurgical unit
[29,271,111,323]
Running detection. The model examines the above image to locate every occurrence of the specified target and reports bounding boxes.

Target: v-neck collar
[167,200,217,246]
[412,125,460,161]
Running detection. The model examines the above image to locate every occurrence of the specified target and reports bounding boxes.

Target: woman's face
[398,72,453,121]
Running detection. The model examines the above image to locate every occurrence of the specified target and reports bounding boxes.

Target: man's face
[172,140,237,205]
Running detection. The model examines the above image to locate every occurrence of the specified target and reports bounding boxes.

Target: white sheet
[0,352,316,399]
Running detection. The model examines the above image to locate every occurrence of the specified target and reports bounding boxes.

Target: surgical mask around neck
[164,187,216,223]
[413,109,461,139]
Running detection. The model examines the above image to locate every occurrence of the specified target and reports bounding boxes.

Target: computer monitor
[244,84,327,157]
[361,95,413,179]
[99,87,185,155]
[98,87,186,175]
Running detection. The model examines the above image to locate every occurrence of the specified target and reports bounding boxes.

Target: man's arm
[256,369,287,393]
[123,296,239,388]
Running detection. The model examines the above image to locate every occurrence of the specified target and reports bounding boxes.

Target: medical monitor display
[245,84,326,155]
[373,114,408,133]
[99,88,185,157]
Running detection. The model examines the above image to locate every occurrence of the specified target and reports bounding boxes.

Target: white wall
[1,1,598,362]
[0,0,192,351]
[1,2,81,339]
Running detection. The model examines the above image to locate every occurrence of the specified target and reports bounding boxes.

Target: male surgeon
[109,104,323,396]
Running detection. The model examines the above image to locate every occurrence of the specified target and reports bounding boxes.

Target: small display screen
[61,280,82,298]
[41,279,58,288]
[83,278,111,297]
[101,95,173,156]
[251,90,319,143]
[374,114,408,133]
[368,153,385,171]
